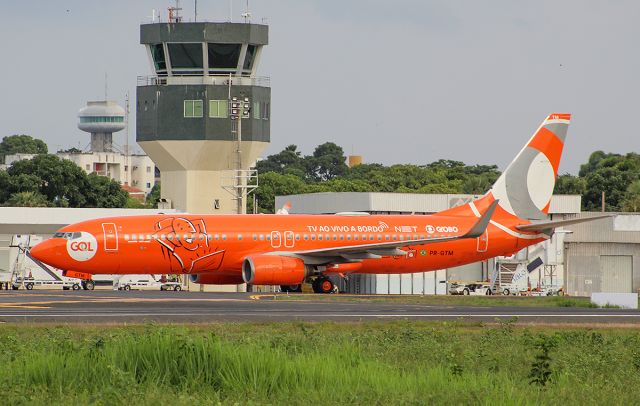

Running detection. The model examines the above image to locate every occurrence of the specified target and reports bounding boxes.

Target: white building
[4,152,157,195]
[3,100,157,195]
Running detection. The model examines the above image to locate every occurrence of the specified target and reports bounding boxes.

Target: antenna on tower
[194,0,197,22]
[241,0,251,23]
[104,72,108,100]
[168,0,182,23]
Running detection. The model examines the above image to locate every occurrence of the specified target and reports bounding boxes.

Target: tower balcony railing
[137,75,270,87]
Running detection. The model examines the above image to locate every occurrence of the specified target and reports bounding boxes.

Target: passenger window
[237,234,243,240]
[253,234,258,241]
[222,235,227,241]
[295,235,300,241]
[332,235,337,240]
[311,235,316,241]
[318,235,323,241]
[303,234,309,240]
[124,234,130,241]
[354,235,359,241]
[347,235,351,240]
[259,235,264,241]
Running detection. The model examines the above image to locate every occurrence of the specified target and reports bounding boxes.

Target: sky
[2,0,639,174]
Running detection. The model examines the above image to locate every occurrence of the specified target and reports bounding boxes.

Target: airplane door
[102,223,118,252]
[477,230,488,253]
[284,231,295,248]
[270,231,281,248]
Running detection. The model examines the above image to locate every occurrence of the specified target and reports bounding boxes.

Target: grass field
[1,321,639,405]
[266,293,609,308]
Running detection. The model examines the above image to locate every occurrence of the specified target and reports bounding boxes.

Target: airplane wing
[515,214,613,232]
[272,200,499,264]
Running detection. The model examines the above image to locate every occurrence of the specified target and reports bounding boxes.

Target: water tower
[136,13,270,214]
[78,101,126,152]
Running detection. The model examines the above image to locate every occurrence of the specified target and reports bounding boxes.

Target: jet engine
[190,273,244,285]
[242,255,308,285]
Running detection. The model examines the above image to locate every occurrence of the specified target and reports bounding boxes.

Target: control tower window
[243,45,258,72]
[150,44,167,73]
[209,100,228,118]
[208,44,241,74]
[184,100,203,118]
[168,43,203,70]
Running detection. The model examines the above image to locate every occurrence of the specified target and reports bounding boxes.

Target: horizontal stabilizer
[516,214,613,232]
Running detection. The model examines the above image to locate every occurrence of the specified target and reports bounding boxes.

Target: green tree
[307,142,348,181]
[0,135,48,156]
[146,184,161,208]
[256,145,307,176]
[84,173,128,208]
[7,154,88,207]
[554,174,586,195]
[255,172,307,213]
[5,191,49,207]
[579,152,640,211]
[622,180,640,212]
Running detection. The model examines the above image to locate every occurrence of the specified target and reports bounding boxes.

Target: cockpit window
[53,232,82,240]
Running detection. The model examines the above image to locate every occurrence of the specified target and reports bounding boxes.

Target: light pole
[230,96,251,214]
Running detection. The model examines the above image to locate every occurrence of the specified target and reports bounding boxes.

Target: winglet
[463,200,499,238]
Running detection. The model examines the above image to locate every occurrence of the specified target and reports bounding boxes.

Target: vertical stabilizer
[489,113,571,220]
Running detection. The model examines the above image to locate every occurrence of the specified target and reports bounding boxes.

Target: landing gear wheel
[84,281,95,291]
[72,284,81,291]
[313,277,335,294]
[174,285,181,291]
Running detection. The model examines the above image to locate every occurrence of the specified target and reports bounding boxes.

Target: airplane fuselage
[35,206,545,280]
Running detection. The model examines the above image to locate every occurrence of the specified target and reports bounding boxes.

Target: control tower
[78,101,126,152]
[136,18,270,214]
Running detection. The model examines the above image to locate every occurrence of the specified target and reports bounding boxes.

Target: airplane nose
[29,240,55,263]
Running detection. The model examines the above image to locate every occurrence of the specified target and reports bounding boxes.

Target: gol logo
[66,232,98,262]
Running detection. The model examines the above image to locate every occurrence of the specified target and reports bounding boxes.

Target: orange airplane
[30,113,607,293]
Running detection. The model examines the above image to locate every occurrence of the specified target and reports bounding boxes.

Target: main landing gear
[280,284,302,293]
[312,277,335,294]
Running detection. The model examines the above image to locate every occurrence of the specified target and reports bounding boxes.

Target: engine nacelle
[242,255,307,285]
[190,273,244,285]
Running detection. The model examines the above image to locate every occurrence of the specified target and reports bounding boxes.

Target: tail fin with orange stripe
[489,113,571,221]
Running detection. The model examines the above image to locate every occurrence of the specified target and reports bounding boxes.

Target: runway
[0,290,639,324]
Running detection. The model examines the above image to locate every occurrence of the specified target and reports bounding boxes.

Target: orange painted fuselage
[30,195,545,280]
